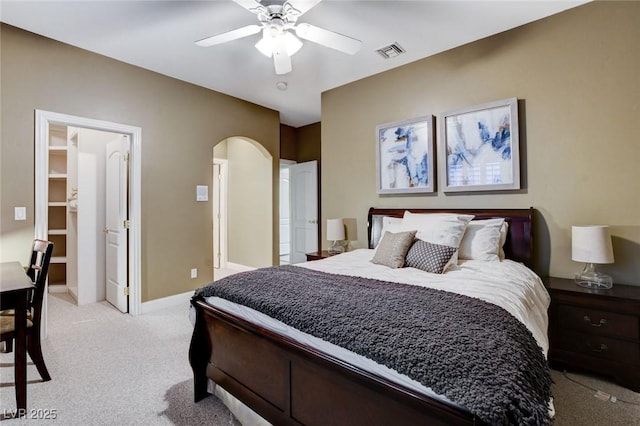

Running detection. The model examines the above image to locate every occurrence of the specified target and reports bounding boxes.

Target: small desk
[0,261,33,412]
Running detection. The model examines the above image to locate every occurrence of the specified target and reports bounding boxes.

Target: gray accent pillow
[370,230,417,269]
[405,240,457,274]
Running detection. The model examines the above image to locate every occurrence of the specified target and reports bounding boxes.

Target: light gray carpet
[1,293,638,425]
[0,293,239,425]
[551,369,640,425]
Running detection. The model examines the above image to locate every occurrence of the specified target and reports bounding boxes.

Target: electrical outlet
[190,268,198,279]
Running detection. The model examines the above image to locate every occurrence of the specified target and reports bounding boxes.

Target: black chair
[0,239,54,381]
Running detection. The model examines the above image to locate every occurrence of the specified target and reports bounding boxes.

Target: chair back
[26,240,54,326]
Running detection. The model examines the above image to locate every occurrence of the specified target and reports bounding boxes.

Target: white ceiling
[0,0,588,127]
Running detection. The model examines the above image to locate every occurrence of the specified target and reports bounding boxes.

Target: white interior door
[105,136,129,312]
[289,160,318,264]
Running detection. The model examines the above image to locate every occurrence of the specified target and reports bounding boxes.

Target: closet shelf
[47,229,67,235]
[48,173,68,179]
[49,146,68,151]
[48,201,67,207]
[50,256,67,264]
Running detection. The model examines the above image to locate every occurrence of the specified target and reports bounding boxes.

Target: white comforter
[300,249,550,354]
[199,249,550,406]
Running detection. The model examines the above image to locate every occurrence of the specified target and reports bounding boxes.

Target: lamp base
[574,263,613,289]
[328,240,345,255]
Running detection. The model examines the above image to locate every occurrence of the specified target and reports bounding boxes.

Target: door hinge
[124,287,130,296]
[124,219,131,229]
[124,152,130,161]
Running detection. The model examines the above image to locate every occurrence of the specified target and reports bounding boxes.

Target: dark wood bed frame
[190,207,534,425]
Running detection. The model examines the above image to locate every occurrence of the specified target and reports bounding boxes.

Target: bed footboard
[189,295,482,426]
[188,296,212,402]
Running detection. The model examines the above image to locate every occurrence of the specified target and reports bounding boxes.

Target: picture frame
[439,97,520,193]
[376,115,435,194]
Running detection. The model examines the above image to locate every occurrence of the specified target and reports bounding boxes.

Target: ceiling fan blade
[231,0,266,14]
[232,0,322,17]
[272,40,292,75]
[285,0,322,17]
[195,25,262,47]
[295,23,361,55]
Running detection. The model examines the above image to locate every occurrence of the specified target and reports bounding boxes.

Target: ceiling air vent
[375,43,405,59]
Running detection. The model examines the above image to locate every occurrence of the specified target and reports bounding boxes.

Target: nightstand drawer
[557,304,639,340]
[555,330,640,365]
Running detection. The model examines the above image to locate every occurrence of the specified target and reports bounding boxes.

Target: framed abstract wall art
[376,115,435,194]
[439,98,520,193]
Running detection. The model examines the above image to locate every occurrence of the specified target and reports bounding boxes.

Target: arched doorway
[212,137,272,278]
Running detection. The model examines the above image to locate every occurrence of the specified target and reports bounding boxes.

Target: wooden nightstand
[305,250,336,261]
[544,276,640,391]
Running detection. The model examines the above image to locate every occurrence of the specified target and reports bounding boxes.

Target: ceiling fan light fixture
[255,29,302,58]
[282,31,303,56]
[196,0,359,75]
[255,36,274,57]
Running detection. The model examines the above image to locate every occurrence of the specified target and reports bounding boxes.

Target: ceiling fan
[195,0,362,75]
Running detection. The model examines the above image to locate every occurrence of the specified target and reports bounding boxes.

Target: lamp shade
[327,219,345,241]
[572,225,614,264]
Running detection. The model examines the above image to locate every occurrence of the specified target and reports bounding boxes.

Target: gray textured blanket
[195,265,552,425]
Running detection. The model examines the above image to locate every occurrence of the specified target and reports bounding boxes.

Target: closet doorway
[35,111,142,335]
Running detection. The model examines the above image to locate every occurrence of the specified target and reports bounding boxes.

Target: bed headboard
[367,207,534,268]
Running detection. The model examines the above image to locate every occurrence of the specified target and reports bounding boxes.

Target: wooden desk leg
[14,294,27,413]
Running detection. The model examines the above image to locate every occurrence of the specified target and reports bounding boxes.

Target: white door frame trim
[35,110,142,317]
[212,158,228,273]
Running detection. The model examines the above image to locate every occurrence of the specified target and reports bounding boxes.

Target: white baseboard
[48,284,68,294]
[141,290,194,314]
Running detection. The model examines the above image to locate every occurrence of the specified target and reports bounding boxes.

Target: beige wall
[279,122,321,163]
[280,124,297,161]
[296,122,321,164]
[0,24,281,301]
[321,1,640,285]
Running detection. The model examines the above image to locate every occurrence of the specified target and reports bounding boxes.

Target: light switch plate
[196,185,208,202]
[15,207,26,221]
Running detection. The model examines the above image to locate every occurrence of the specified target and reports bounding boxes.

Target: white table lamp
[572,225,615,289]
[327,219,346,254]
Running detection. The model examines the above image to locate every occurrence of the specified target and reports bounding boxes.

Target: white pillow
[498,220,509,260]
[373,217,405,250]
[402,211,474,248]
[401,211,474,270]
[458,218,506,262]
[381,216,404,235]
